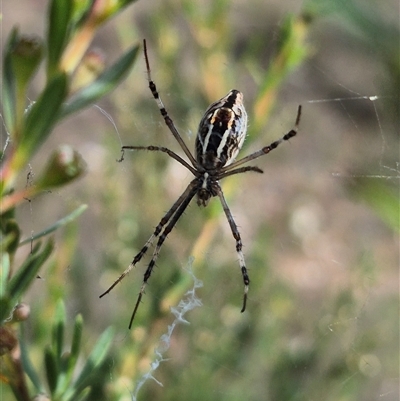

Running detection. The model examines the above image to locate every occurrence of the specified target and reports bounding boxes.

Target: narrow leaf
[58,314,84,396]
[2,218,21,255]
[20,333,45,392]
[19,204,87,246]
[20,73,68,157]
[52,300,66,361]
[47,0,73,76]
[44,345,59,395]
[70,314,83,370]
[119,0,141,8]
[73,387,91,401]
[8,239,54,300]
[2,27,19,134]
[61,45,139,118]
[0,254,10,298]
[72,326,114,391]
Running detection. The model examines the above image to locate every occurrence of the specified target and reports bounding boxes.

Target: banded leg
[119,145,197,175]
[221,105,302,173]
[128,182,198,328]
[143,39,198,168]
[216,185,250,313]
[218,165,263,180]
[99,180,197,299]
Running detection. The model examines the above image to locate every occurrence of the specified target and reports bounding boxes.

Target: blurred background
[2,0,399,400]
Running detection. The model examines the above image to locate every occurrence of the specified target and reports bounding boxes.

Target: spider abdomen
[195,89,248,170]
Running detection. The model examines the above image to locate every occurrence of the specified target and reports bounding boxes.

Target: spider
[100,39,302,328]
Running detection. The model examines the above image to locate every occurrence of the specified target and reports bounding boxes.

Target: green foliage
[2,241,53,322]
[18,300,115,401]
[47,0,73,77]
[60,45,140,118]
[0,0,139,399]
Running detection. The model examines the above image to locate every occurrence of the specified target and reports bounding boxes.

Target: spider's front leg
[118,145,197,174]
[216,185,250,313]
[142,39,198,167]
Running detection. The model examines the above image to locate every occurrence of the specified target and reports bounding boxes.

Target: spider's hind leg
[216,185,250,313]
[128,181,198,328]
[100,182,196,302]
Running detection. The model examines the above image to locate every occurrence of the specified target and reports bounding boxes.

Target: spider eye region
[195,90,248,170]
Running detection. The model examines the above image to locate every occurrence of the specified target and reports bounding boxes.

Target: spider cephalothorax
[100,40,301,328]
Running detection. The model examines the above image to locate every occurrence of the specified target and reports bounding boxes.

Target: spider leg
[143,39,198,168]
[128,181,198,328]
[221,105,302,173]
[216,185,250,313]
[218,165,263,180]
[99,180,197,299]
[120,145,197,175]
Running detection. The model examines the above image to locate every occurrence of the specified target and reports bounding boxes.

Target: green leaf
[20,332,45,393]
[0,254,10,298]
[70,314,83,370]
[7,239,54,302]
[52,300,66,361]
[0,301,12,325]
[70,326,114,393]
[57,314,83,396]
[0,256,11,321]
[44,345,59,395]
[69,0,92,28]
[2,28,19,134]
[114,0,140,11]
[19,204,87,246]
[61,44,139,117]
[1,218,21,256]
[73,387,91,401]
[2,29,44,143]
[47,0,73,77]
[19,73,68,159]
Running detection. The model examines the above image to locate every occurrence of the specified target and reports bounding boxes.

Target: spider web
[2,1,398,401]
[103,39,398,401]
[94,55,398,401]
[8,33,399,401]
